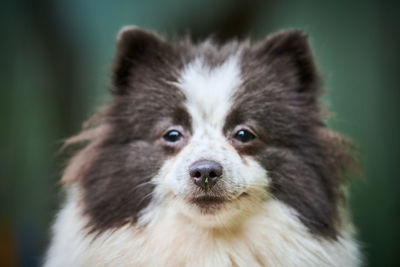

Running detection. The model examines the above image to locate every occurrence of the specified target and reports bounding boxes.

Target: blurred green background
[1,0,399,266]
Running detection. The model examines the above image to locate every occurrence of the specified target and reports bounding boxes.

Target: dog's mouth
[190,193,248,213]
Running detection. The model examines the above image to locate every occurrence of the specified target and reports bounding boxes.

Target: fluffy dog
[44,26,361,266]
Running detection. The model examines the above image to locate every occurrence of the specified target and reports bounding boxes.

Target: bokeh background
[1,0,399,266]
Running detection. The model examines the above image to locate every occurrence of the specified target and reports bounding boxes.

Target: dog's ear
[252,29,320,96]
[111,26,173,95]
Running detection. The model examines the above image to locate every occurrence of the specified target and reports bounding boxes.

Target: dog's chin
[190,195,227,214]
[169,190,261,229]
[174,192,250,229]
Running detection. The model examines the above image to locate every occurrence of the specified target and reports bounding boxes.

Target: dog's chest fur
[46,192,359,267]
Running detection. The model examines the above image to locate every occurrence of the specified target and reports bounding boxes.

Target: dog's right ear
[111,26,172,95]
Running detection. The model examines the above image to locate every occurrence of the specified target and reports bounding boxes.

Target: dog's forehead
[175,54,242,130]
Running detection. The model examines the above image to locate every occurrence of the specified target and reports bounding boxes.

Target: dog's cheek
[155,152,191,197]
[236,155,270,195]
[80,141,167,232]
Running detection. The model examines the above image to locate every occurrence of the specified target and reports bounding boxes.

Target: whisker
[135,191,156,208]
[132,180,154,191]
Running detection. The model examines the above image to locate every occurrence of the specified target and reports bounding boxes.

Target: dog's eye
[163,130,182,142]
[234,129,256,143]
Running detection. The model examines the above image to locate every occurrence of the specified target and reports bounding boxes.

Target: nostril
[193,171,201,178]
[209,171,217,178]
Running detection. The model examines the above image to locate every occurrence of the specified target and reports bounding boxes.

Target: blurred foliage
[0,0,399,266]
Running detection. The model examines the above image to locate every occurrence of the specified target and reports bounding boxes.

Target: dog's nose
[189,160,223,190]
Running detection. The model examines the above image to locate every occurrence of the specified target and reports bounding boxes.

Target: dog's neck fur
[45,189,360,267]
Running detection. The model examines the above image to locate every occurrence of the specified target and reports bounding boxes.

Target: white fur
[45,188,360,267]
[176,54,241,129]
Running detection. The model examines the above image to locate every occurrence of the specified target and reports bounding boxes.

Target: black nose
[189,160,223,190]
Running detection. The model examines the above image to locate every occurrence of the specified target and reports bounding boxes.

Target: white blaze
[176,55,242,130]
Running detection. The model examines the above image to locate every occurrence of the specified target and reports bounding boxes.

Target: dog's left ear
[252,29,320,96]
[111,26,173,95]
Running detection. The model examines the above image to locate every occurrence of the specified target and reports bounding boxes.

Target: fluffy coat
[45,27,361,266]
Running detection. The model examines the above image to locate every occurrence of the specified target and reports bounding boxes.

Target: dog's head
[63,27,353,239]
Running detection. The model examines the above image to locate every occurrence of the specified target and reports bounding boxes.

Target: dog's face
[155,54,270,226]
[68,27,351,240]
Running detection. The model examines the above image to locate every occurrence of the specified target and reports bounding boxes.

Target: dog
[44,26,361,266]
